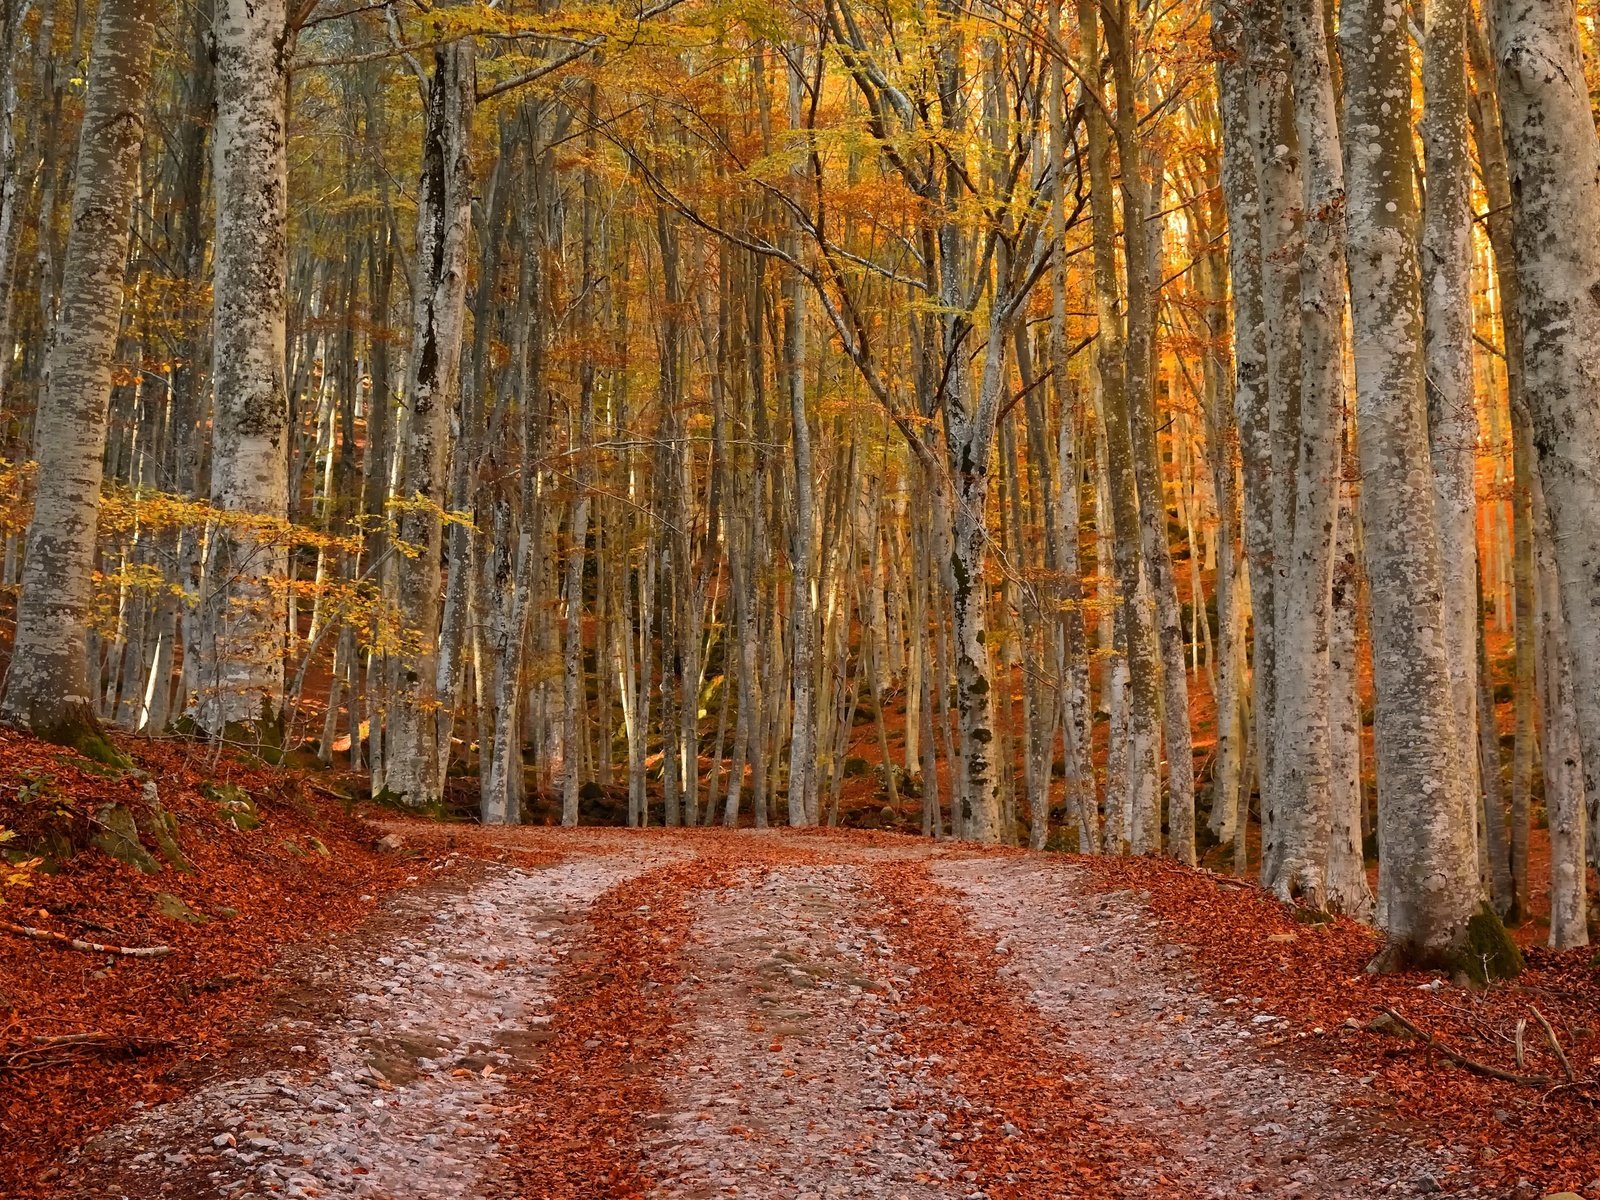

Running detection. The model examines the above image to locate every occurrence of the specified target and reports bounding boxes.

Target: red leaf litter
[497,832,829,1200]
[1072,853,1600,1194]
[0,729,415,1199]
[498,858,718,1199]
[867,855,1180,1199]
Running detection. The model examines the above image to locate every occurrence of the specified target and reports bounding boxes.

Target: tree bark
[188,0,294,746]
[0,0,158,748]
[1488,0,1600,869]
[1262,0,1347,906]
[1340,0,1488,971]
[385,42,475,808]
[1421,0,1484,877]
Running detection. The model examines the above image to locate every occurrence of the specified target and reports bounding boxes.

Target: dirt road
[66,828,1489,1199]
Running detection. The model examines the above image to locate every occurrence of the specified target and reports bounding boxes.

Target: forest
[1,0,1600,1193]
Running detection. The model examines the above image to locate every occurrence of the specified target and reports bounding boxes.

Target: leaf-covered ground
[7,802,1597,1199]
[0,731,428,1198]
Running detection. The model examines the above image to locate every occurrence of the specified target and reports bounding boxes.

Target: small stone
[376,833,405,853]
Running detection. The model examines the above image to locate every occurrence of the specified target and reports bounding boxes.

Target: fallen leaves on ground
[0,730,417,1199]
[867,855,1177,1199]
[1072,853,1600,1193]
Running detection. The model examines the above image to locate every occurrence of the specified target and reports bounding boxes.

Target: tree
[190,0,294,746]
[0,0,160,752]
[1339,0,1509,974]
[382,39,476,809]
[1489,0,1600,935]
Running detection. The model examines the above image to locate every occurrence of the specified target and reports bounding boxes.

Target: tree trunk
[1106,0,1195,863]
[1531,469,1589,948]
[1489,0,1600,869]
[189,0,292,745]
[1466,15,1534,921]
[1421,0,1483,876]
[1262,0,1347,905]
[1213,1,1269,866]
[1340,0,1497,973]
[1243,0,1304,856]
[0,0,158,749]
[1083,0,1160,853]
[385,42,475,808]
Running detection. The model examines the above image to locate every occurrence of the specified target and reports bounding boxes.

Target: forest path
[65,828,1483,1199]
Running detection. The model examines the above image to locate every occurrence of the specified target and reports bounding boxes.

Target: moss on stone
[201,782,261,831]
[152,891,207,924]
[1461,902,1524,983]
[70,730,134,770]
[137,786,195,874]
[91,804,161,875]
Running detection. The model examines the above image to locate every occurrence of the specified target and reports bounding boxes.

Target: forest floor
[13,818,1596,1200]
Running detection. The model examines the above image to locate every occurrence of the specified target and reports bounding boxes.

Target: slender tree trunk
[1488,0,1600,861]
[0,2,25,414]
[1262,0,1347,904]
[1531,469,1589,948]
[1466,17,1534,921]
[1476,602,1514,913]
[386,42,475,807]
[1242,0,1303,860]
[1327,473,1375,916]
[1422,0,1484,876]
[190,0,292,745]
[0,0,158,748]
[1106,0,1194,862]
[1083,0,1160,853]
[1213,2,1269,866]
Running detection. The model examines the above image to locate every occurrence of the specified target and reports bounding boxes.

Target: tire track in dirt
[639,858,971,1199]
[932,857,1484,1199]
[63,847,671,1199]
[498,852,735,1199]
[863,856,1156,1200]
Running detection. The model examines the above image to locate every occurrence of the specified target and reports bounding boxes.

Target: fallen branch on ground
[2,1031,172,1073]
[1373,1008,1553,1087]
[1,920,171,957]
[1529,1006,1577,1083]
